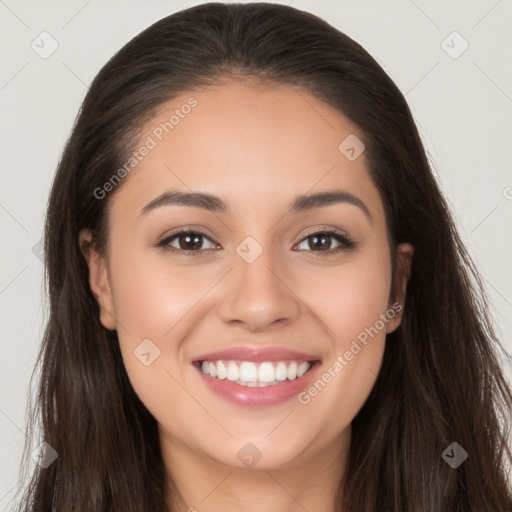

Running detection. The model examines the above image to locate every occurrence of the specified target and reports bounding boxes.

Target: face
[81,81,412,474]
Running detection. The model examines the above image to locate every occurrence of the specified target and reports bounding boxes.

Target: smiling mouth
[194,359,318,387]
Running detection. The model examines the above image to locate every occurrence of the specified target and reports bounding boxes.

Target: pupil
[311,234,330,250]
[180,233,202,250]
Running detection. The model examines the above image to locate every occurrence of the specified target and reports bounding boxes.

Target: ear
[78,229,117,330]
[386,242,414,334]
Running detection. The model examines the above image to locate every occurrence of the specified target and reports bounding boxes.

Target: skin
[80,80,413,512]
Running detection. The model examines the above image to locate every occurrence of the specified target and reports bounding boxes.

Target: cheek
[293,253,392,427]
[297,338,385,439]
[110,239,216,338]
[108,250,207,430]
[302,253,392,343]
[109,236,392,440]
[108,242,233,413]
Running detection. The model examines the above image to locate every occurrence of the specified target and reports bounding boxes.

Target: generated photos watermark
[93,97,198,200]
[298,302,402,405]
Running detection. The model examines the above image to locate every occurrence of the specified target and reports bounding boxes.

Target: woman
[15,2,512,511]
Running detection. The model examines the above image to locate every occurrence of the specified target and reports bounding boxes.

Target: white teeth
[297,362,309,377]
[199,359,312,385]
[227,362,239,381]
[239,362,258,383]
[287,361,297,380]
[216,361,227,380]
[258,362,275,383]
[275,362,288,381]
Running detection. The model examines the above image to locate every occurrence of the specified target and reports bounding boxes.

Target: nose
[217,242,301,332]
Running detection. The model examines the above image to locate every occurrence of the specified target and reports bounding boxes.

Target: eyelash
[156,228,356,256]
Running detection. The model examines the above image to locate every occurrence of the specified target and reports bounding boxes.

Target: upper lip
[193,346,320,363]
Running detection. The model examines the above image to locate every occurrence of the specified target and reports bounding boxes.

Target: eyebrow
[140,189,372,221]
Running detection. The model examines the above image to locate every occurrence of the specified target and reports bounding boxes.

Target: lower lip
[194,362,320,407]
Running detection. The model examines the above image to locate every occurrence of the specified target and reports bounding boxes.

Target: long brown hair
[13,3,512,511]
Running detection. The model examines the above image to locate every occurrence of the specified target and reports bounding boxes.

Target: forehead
[109,81,384,223]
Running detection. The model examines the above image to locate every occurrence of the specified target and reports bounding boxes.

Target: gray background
[1,0,511,508]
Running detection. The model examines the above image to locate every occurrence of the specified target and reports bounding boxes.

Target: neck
[160,426,351,512]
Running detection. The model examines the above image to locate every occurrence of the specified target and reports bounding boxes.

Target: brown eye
[295,230,355,253]
[158,230,218,255]
[175,232,204,251]
[304,233,333,251]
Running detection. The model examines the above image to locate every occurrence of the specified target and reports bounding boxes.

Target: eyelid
[293,226,355,252]
[159,226,218,244]
[299,225,349,240]
[157,226,356,255]
[157,227,220,255]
